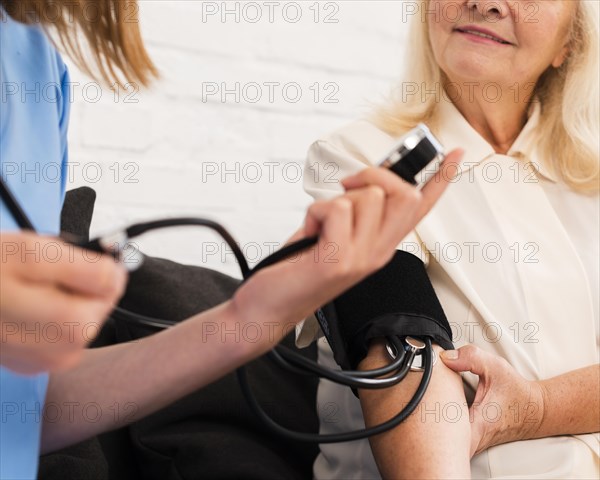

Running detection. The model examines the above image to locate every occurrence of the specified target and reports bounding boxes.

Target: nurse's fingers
[304,197,353,244]
[416,149,462,219]
[2,233,127,300]
[1,277,114,343]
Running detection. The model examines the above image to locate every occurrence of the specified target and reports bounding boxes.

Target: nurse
[0,1,462,478]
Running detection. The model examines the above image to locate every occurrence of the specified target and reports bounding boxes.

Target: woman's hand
[441,345,546,457]
[0,232,127,374]
[232,149,463,351]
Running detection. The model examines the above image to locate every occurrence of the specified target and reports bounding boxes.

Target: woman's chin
[443,63,507,89]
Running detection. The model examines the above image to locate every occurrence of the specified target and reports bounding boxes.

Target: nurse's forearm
[358,341,471,480]
[40,300,291,454]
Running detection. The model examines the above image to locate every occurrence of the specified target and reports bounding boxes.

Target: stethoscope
[0,124,441,443]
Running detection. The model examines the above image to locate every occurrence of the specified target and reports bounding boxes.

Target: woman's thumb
[440,345,487,376]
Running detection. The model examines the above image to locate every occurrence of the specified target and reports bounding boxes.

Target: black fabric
[114,257,319,480]
[119,257,240,325]
[39,189,320,480]
[38,438,109,480]
[318,250,453,370]
[125,334,318,480]
[59,186,96,242]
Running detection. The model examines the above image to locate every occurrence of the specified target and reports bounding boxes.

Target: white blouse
[298,98,600,479]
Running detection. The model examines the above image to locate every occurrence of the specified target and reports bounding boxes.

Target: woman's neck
[446,81,532,155]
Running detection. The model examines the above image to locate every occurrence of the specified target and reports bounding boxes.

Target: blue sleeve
[0,13,72,478]
[58,57,71,201]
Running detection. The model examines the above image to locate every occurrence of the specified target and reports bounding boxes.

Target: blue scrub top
[1,9,71,479]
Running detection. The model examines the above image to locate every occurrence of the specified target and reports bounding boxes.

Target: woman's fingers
[441,345,492,457]
[440,344,491,377]
[441,345,509,418]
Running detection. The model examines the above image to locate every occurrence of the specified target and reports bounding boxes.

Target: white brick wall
[66,1,410,277]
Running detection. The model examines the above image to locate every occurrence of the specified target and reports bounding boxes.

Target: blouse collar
[432,96,557,183]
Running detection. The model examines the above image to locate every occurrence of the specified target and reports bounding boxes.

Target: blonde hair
[375,0,599,193]
[1,0,158,87]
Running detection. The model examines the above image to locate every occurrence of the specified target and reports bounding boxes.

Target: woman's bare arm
[359,341,471,479]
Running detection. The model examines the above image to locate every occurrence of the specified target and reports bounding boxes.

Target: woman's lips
[454,26,513,45]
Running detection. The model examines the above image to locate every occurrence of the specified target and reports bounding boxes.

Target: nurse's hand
[0,232,127,374]
[232,149,462,351]
[440,345,546,457]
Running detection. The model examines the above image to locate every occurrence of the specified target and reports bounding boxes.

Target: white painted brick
[65,0,409,274]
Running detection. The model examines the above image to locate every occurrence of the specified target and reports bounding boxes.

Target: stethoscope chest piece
[386,336,437,372]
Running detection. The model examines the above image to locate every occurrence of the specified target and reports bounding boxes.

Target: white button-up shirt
[299,98,599,479]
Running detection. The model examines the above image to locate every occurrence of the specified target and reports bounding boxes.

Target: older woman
[299,0,599,478]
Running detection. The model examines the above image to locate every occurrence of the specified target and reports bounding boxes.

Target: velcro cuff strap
[320,250,453,369]
[350,314,454,368]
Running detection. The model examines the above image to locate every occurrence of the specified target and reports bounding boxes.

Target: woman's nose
[465,0,510,20]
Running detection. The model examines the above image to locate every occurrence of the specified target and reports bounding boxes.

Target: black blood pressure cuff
[315,250,453,370]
